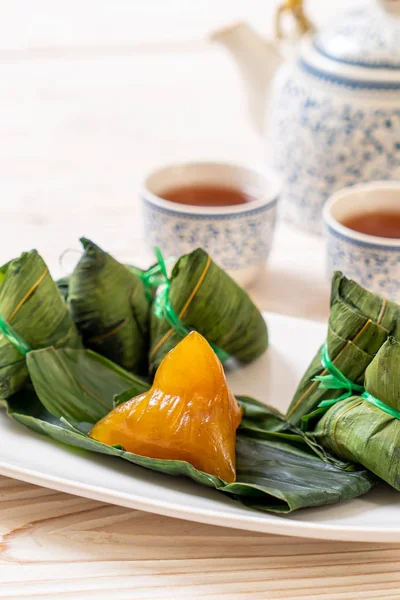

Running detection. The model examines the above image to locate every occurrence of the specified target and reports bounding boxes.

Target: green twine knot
[153,247,230,363]
[314,342,364,409]
[305,342,400,425]
[153,248,188,338]
[136,261,173,303]
[361,391,400,420]
[0,314,31,356]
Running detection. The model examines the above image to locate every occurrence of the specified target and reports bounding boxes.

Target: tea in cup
[141,161,281,286]
[323,181,400,301]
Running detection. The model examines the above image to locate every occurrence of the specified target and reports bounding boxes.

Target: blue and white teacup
[323,181,400,302]
[142,161,280,287]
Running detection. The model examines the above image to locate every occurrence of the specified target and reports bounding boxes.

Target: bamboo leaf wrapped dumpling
[68,238,150,375]
[149,248,268,375]
[287,272,400,427]
[0,250,81,398]
[314,337,400,491]
[5,331,373,512]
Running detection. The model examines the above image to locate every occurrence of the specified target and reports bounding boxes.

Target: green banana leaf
[1,346,374,514]
[287,272,400,427]
[57,265,154,304]
[57,276,70,302]
[67,238,150,375]
[150,248,268,375]
[26,347,149,423]
[314,337,400,491]
[0,251,81,399]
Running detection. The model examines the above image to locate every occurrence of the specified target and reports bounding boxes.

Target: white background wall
[0,0,361,51]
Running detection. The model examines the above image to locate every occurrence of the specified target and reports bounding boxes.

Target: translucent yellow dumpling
[90,331,242,481]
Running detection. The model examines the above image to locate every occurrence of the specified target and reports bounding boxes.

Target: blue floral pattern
[142,199,277,271]
[269,68,400,233]
[326,226,400,301]
[314,7,400,68]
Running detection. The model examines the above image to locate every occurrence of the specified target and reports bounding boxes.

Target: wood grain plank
[0,475,397,598]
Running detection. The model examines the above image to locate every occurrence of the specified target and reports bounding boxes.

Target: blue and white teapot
[213,0,400,233]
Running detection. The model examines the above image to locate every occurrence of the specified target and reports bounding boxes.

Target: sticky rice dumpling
[314,337,400,491]
[149,248,268,375]
[68,238,150,375]
[0,250,81,398]
[287,272,400,427]
[90,331,242,482]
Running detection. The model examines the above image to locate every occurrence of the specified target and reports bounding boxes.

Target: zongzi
[149,248,268,375]
[5,328,374,513]
[90,331,243,481]
[6,376,374,513]
[0,250,81,398]
[67,238,150,375]
[287,271,400,427]
[314,337,400,491]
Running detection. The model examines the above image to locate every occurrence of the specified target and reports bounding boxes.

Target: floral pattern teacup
[323,181,400,302]
[142,162,281,287]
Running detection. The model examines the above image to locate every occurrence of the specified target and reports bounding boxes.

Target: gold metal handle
[275,0,314,40]
[377,0,400,17]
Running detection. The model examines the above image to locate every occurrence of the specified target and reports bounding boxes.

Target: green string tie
[361,391,400,420]
[152,247,230,363]
[314,342,364,409]
[138,263,169,303]
[0,314,31,357]
[311,342,400,421]
[134,257,176,303]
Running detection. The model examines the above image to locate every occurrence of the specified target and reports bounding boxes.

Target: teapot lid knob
[275,0,314,41]
[377,0,400,17]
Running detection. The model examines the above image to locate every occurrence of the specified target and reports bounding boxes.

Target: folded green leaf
[68,239,150,375]
[2,353,374,514]
[314,337,400,491]
[0,251,81,398]
[27,347,149,423]
[228,434,374,513]
[57,264,154,305]
[287,272,400,426]
[150,248,268,375]
[239,396,356,470]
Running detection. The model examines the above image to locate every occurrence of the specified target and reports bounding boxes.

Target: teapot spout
[211,22,284,133]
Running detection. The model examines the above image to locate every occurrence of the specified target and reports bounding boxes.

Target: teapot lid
[313,3,400,69]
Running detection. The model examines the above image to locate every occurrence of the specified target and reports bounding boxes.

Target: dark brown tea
[342,211,400,239]
[161,184,255,207]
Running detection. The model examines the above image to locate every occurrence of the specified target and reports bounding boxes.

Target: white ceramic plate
[1,312,399,543]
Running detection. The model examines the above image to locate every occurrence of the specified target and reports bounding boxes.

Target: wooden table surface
[1,1,399,598]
